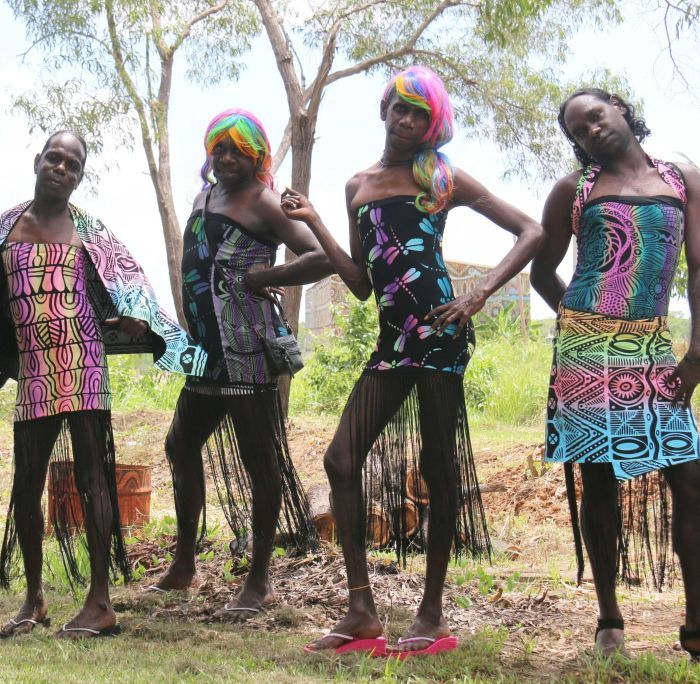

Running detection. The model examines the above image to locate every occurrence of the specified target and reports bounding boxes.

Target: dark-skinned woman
[282,66,543,657]
[531,87,700,659]
[149,109,332,623]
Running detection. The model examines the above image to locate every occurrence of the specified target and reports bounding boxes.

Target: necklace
[379,157,413,167]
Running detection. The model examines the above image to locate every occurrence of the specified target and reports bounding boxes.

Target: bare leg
[218,392,282,622]
[664,460,700,655]
[580,463,624,656]
[308,374,411,651]
[398,374,460,651]
[0,418,59,637]
[59,412,118,637]
[156,389,224,590]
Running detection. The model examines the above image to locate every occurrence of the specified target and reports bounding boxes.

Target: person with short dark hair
[0,131,206,638]
[281,66,543,656]
[531,88,700,659]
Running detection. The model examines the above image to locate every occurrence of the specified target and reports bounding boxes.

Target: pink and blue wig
[381,66,455,214]
[200,109,274,188]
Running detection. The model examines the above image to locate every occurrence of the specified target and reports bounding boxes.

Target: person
[281,65,542,656]
[150,109,331,621]
[530,87,700,659]
[0,130,206,639]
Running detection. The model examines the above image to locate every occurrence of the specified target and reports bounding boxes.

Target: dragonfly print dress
[174,200,315,552]
[345,195,490,562]
[545,158,700,587]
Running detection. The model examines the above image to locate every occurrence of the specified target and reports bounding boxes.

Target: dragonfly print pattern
[357,196,474,375]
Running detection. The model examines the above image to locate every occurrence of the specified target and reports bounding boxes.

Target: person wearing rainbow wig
[531,88,700,660]
[282,65,543,656]
[149,109,331,620]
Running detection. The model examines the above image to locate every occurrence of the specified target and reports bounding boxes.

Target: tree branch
[171,0,232,53]
[271,118,293,173]
[324,0,460,85]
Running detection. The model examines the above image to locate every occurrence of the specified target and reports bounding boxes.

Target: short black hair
[41,130,88,165]
[558,88,651,167]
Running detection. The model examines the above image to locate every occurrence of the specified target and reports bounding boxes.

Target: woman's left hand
[669,358,700,407]
[243,264,286,301]
[425,291,487,334]
[104,315,149,337]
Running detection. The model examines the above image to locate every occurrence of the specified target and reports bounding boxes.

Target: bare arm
[280,182,373,300]
[429,168,544,332]
[670,163,700,406]
[243,189,333,290]
[530,173,579,312]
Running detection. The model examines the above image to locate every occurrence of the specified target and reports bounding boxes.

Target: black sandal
[679,626,700,661]
[595,617,624,641]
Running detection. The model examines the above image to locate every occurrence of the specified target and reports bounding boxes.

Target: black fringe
[199,388,317,553]
[354,370,491,565]
[565,464,673,590]
[0,410,130,590]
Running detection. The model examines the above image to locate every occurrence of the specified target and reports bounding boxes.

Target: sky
[0,1,698,320]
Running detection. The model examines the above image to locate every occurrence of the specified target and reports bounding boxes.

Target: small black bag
[201,187,304,378]
[261,299,304,377]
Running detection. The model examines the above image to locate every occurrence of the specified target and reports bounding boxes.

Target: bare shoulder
[546,170,583,205]
[191,189,207,212]
[345,171,367,208]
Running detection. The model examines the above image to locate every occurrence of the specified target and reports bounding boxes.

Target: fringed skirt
[172,385,316,553]
[545,307,700,586]
[337,369,490,564]
[0,409,130,589]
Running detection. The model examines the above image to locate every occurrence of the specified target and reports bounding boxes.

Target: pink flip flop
[304,632,387,656]
[387,635,458,659]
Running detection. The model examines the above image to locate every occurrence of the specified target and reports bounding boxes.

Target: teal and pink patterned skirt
[546,307,699,479]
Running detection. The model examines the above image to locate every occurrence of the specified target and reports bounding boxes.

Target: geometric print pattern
[564,158,686,320]
[545,307,700,480]
[357,195,474,375]
[0,202,207,381]
[2,241,110,421]
[181,209,286,386]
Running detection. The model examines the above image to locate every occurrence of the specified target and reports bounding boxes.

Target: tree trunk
[307,483,336,542]
[278,112,316,415]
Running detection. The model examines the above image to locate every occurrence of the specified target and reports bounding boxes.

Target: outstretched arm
[428,168,544,333]
[280,181,373,301]
[530,173,579,312]
[670,163,700,406]
[243,188,333,291]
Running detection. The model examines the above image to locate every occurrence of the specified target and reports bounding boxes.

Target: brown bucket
[47,462,151,533]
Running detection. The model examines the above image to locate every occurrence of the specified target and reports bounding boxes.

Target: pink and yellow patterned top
[2,242,110,421]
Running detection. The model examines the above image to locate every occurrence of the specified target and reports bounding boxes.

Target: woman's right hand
[281,188,319,225]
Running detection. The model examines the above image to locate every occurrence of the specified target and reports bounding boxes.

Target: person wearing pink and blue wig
[149,109,331,621]
[282,66,543,656]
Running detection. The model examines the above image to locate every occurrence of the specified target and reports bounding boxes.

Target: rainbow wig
[200,109,274,188]
[381,66,454,214]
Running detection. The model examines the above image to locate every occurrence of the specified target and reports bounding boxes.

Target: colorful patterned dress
[359,196,474,373]
[182,209,285,390]
[173,201,315,552]
[2,242,110,422]
[546,159,700,480]
[345,196,489,562]
[545,158,700,587]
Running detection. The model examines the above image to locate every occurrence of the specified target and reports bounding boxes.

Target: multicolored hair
[381,66,454,214]
[200,109,274,188]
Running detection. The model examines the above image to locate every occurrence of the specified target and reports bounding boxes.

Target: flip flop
[56,623,122,638]
[141,584,168,594]
[387,635,458,659]
[304,633,387,656]
[0,616,51,638]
